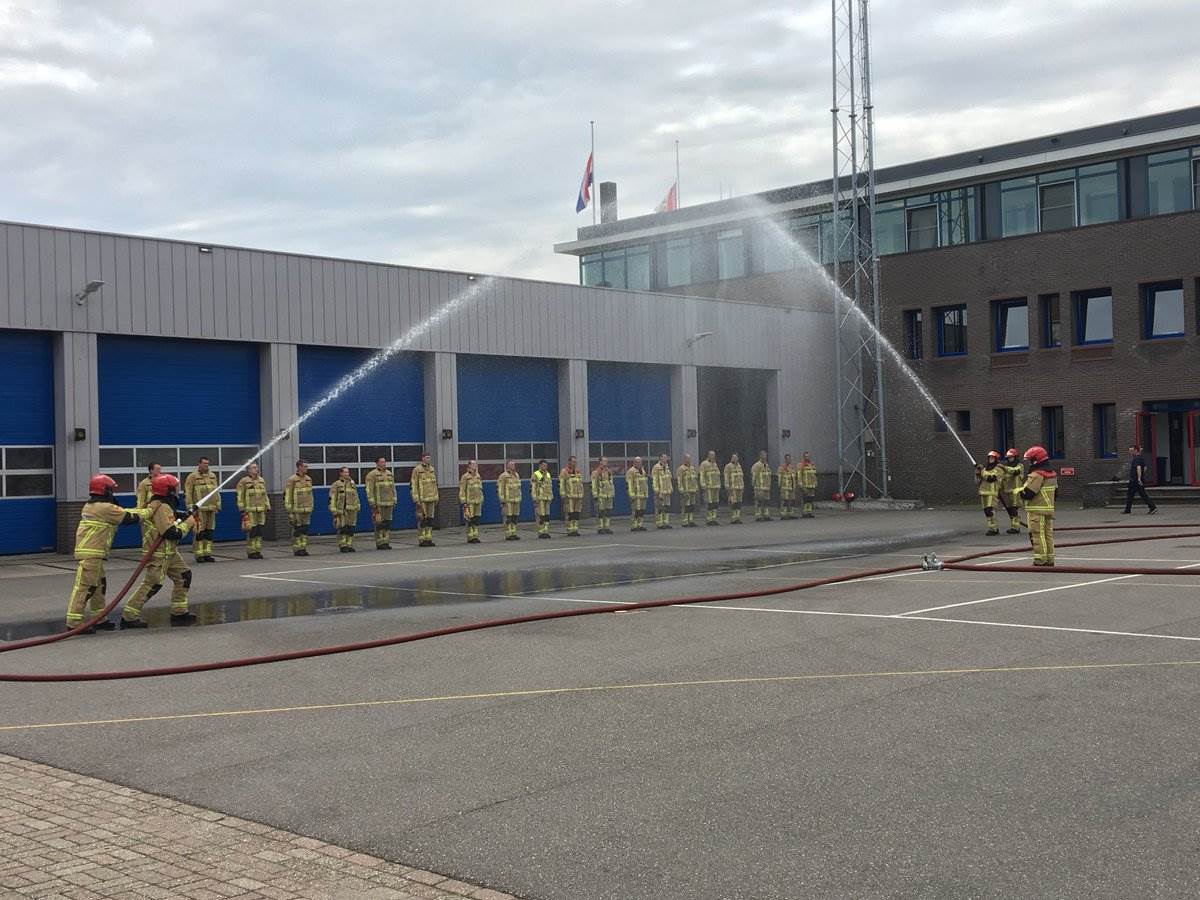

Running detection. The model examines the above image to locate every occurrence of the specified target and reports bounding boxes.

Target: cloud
[0,0,1195,285]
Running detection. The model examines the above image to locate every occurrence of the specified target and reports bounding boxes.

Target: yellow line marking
[3,658,1200,732]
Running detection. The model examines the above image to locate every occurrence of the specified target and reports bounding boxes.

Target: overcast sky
[1,0,1195,283]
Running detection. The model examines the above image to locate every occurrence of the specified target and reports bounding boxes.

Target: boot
[170,612,197,627]
[119,618,148,630]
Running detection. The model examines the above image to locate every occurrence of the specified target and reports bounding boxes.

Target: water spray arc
[830,0,888,497]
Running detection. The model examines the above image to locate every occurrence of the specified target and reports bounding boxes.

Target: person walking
[1122,445,1158,515]
[121,475,197,628]
[591,457,615,534]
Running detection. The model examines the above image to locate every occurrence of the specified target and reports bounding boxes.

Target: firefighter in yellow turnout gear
[410,453,439,547]
[136,462,162,551]
[459,460,483,543]
[560,456,584,536]
[532,460,555,538]
[651,453,674,529]
[751,451,773,521]
[975,450,1005,536]
[1001,448,1024,534]
[121,474,197,628]
[1021,445,1057,566]
[284,460,314,556]
[798,452,818,518]
[676,453,699,527]
[591,457,615,534]
[626,457,649,531]
[329,467,360,552]
[497,460,524,540]
[724,454,745,524]
[699,450,722,525]
[777,454,797,519]
[65,475,152,632]
[236,462,270,559]
[365,457,396,550]
[184,456,220,562]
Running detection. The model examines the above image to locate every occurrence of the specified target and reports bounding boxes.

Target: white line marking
[896,575,1140,617]
[243,544,623,578]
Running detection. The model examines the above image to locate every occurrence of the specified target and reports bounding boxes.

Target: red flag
[655,182,678,213]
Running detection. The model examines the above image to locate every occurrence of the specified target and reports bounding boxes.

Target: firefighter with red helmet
[1000,448,1024,534]
[975,450,1006,536]
[64,475,153,632]
[121,474,198,627]
[1020,446,1058,566]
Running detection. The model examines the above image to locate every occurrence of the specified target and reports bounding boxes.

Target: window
[580,246,651,290]
[1000,177,1038,237]
[1194,157,1200,210]
[938,188,976,246]
[1,446,54,497]
[1143,280,1185,338]
[1042,406,1065,459]
[1074,290,1113,345]
[587,440,670,477]
[664,237,692,287]
[1148,149,1194,215]
[955,410,971,433]
[1077,162,1119,225]
[875,201,906,255]
[903,310,923,360]
[760,219,823,272]
[1039,293,1061,348]
[1094,404,1117,458]
[906,205,939,251]
[935,305,967,356]
[293,444,426,486]
[993,408,1014,455]
[101,444,260,494]
[1039,179,1076,232]
[460,442,559,481]
[993,299,1029,352]
[717,229,746,280]
[934,415,948,433]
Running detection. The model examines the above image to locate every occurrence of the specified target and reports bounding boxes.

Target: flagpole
[590,120,597,226]
[674,139,680,206]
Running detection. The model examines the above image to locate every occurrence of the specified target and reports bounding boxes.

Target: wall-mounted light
[685,331,714,348]
[574,428,585,439]
[686,428,697,439]
[198,246,213,254]
[72,427,87,442]
[74,280,105,306]
[441,428,454,440]
[782,429,791,439]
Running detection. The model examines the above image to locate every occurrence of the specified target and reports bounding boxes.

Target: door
[1168,412,1185,485]
[1188,411,1200,486]
[1136,411,1158,485]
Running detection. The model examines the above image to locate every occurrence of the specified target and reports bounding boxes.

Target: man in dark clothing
[1122,445,1157,514]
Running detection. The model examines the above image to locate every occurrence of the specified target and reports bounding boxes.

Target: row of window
[581,145,1200,289]
[0,446,54,497]
[904,279,1194,359]
[100,445,260,495]
[939,405,1119,460]
[458,440,563,480]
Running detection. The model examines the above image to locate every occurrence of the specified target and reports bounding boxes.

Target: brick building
[555,106,1200,503]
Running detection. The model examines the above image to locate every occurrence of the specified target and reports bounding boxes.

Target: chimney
[599,181,618,224]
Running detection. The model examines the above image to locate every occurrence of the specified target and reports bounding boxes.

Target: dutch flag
[576,152,594,213]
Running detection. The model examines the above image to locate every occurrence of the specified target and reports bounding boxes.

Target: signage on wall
[1059,466,1075,476]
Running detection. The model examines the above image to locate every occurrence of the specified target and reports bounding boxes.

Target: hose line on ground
[3,524,1200,684]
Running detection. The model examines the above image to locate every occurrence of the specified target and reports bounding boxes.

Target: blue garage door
[587,362,671,515]
[457,355,559,523]
[98,335,261,547]
[298,346,425,534]
[0,330,56,554]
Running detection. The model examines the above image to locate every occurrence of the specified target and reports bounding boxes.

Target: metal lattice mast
[830,0,888,497]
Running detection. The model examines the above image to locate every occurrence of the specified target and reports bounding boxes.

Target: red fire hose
[3,523,1200,683]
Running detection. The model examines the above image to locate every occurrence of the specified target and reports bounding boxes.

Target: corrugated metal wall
[587,362,671,440]
[0,330,55,553]
[457,355,558,442]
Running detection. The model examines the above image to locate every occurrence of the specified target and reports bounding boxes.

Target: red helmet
[1023,446,1049,466]
[151,473,180,497]
[1005,448,1019,458]
[987,450,1000,460]
[831,491,843,502]
[88,474,117,496]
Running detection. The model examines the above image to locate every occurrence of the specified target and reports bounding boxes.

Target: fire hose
[3,523,1200,683]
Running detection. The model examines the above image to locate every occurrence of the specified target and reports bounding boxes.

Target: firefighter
[329,466,360,552]
[676,453,699,527]
[560,456,584,536]
[284,460,314,556]
[497,459,524,540]
[592,456,615,534]
[184,456,220,563]
[651,453,674,529]
[1000,448,1024,534]
[976,450,1005,536]
[798,451,818,518]
[121,474,197,628]
[778,453,797,520]
[459,459,484,543]
[365,456,396,550]
[135,461,162,551]
[626,456,649,531]
[64,475,152,632]
[410,451,439,548]
[532,459,555,539]
[699,450,722,525]
[235,462,271,559]
[1021,445,1058,566]
[751,450,773,521]
[723,453,745,524]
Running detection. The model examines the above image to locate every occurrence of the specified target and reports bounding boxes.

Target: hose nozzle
[921,553,944,571]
